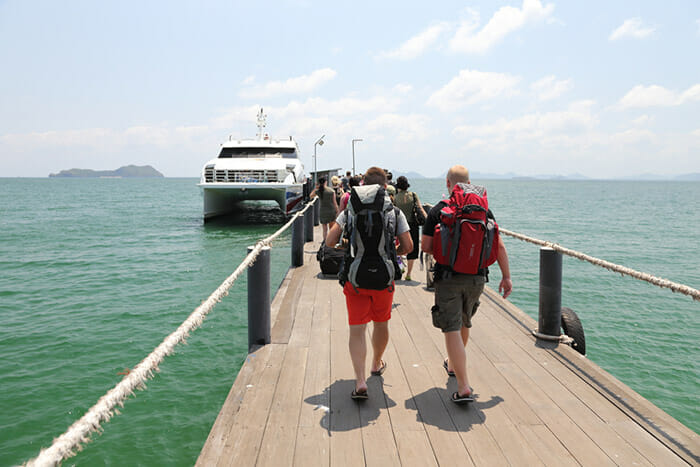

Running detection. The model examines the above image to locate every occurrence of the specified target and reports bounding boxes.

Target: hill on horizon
[49,165,164,178]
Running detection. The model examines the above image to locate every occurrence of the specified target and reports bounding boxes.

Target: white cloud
[1,125,211,149]
[449,0,555,54]
[531,75,572,100]
[617,83,700,109]
[238,68,337,98]
[393,83,413,94]
[609,18,655,41]
[427,69,521,111]
[632,114,653,126]
[609,128,657,145]
[453,100,598,147]
[377,22,450,60]
[367,113,432,141]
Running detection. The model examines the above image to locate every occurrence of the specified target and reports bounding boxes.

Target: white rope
[499,227,700,302]
[25,199,317,467]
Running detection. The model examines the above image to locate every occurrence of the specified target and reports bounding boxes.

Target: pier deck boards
[197,229,699,466]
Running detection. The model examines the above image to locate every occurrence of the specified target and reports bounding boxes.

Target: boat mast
[256,108,267,141]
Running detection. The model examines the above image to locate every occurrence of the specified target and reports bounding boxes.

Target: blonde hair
[447,165,470,184]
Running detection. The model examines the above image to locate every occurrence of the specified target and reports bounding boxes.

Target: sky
[1,0,699,179]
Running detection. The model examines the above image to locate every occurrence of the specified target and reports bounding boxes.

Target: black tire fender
[561,307,586,355]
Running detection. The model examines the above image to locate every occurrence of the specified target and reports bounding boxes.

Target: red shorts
[343,282,394,325]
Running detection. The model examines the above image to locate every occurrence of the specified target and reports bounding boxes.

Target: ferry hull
[199,183,304,220]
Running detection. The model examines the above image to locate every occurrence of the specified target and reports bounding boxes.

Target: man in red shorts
[326,167,413,400]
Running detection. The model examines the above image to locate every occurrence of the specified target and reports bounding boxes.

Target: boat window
[218,147,297,158]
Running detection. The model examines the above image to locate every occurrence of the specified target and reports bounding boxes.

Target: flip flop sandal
[443,359,455,377]
[451,387,475,404]
[371,360,387,376]
[351,389,368,400]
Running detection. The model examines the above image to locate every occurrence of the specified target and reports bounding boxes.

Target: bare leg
[445,330,471,396]
[349,324,368,392]
[370,321,389,372]
[445,326,471,372]
[322,223,329,241]
[407,259,415,279]
[461,326,470,347]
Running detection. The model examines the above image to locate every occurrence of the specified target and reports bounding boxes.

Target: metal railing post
[248,245,271,352]
[313,199,320,226]
[538,247,562,338]
[304,202,314,243]
[291,215,304,267]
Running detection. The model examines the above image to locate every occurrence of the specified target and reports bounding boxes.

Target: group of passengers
[311,170,426,281]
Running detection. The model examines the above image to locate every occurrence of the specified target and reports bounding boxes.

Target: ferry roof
[221,136,298,149]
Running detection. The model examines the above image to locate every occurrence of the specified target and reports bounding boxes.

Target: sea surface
[0,177,698,466]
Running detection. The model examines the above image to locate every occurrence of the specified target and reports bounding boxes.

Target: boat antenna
[256,108,267,140]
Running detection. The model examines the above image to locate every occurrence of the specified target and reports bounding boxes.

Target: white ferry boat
[198,110,308,220]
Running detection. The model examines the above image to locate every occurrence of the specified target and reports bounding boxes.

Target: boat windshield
[218,147,298,159]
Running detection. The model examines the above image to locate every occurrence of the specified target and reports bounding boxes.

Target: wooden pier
[197,228,699,466]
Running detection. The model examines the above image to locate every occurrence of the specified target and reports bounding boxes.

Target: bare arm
[396,231,413,256]
[325,222,343,247]
[421,234,433,254]
[496,236,512,298]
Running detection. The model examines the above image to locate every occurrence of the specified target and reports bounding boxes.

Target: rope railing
[25,198,317,467]
[499,227,700,302]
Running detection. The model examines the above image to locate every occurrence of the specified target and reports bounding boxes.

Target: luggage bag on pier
[317,242,345,276]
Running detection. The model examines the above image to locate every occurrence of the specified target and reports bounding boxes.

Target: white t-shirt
[335,208,410,236]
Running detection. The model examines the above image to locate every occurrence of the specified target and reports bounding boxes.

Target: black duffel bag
[316,241,346,276]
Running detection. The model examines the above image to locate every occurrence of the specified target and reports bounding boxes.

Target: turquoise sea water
[0,178,698,465]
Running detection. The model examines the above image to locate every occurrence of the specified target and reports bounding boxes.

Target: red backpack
[432,183,499,275]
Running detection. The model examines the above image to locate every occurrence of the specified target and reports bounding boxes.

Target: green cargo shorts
[431,274,486,332]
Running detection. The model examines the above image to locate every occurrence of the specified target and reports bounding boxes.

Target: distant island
[49,165,164,178]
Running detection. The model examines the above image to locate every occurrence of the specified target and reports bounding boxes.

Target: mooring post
[304,203,314,243]
[247,245,271,352]
[313,199,320,226]
[538,247,562,338]
[291,215,304,267]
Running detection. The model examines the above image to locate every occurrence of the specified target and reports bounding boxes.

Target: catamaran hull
[199,183,304,220]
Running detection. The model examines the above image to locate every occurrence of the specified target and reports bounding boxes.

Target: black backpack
[339,185,401,290]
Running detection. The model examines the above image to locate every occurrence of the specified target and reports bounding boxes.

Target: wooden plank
[257,347,309,466]
[270,266,305,344]
[389,286,476,467]
[328,283,365,466]
[517,424,579,467]
[218,343,287,467]
[476,297,653,466]
[393,430,439,467]
[610,420,689,467]
[482,287,700,465]
[200,248,699,467]
[196,344,274,466]
[287,264,319,348]
[375,300,440,466]
[328,328,365,466]
[397,284,548,466]
[294,267,331,467]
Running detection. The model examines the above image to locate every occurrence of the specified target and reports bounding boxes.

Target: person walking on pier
[326,167,413,400]
[311,176,339,240]
[393,175,427,281]
[421,165,512,403]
